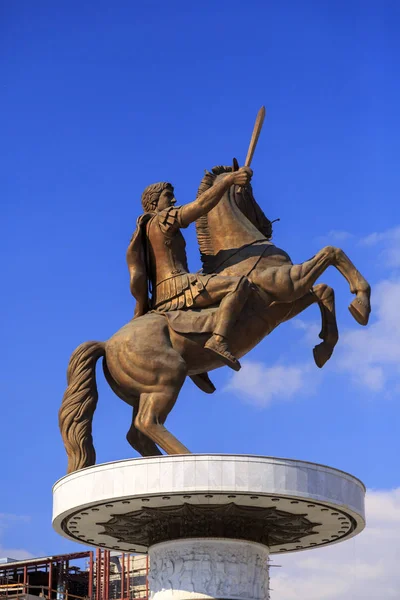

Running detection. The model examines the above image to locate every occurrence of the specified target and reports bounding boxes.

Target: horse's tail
[59,341,105,474]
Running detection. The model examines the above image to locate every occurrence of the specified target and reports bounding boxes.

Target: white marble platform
[52,454,365,554]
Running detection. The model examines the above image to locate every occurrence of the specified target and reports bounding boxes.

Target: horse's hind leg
[134,354,190,455]
[103,359,161,457]
[126,408,162,457]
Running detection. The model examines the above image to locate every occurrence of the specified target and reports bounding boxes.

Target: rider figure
[127,166,253,371]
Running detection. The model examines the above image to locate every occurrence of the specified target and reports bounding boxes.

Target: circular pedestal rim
[53,454,366,491]
[53,454,365,555]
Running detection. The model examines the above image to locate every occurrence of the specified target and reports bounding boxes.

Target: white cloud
[337,279,400,391]
[226,225,400,401]
[293,225,400,394]
[316,225,400,268]
[0,514,34,561]
[358,226,400,268]
[0,546,34,561]
[316,230,355,244]
[270,488,400,599]
[224,360,318,407]
[291,318,320,345]
[291,278,400,393]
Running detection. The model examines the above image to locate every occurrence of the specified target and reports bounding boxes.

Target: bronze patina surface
[59,108,371,473]
[127,166,255,372]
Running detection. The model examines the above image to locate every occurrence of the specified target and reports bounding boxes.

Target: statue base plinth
[53,455,366,600]
[149,538,270,600]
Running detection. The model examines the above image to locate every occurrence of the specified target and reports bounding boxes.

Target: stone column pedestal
[148,538,270,600]
[53,455,366,600]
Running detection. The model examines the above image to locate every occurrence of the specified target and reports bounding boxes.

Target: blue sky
[1,1,400,596]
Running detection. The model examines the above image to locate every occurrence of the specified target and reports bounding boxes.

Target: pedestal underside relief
[98,503,319,547]
[60,491,358,554]
[53,456,365,554]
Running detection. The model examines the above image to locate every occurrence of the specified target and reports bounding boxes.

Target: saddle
[163,285,270,336]
[160,287,270,394]
[165,306,217,335]
[163,307,218,394]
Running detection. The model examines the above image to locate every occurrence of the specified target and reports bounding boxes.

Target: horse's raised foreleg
[312,283,339,367]
[333,248,371,325]
[254,246,370,326]
[279,284,338,368]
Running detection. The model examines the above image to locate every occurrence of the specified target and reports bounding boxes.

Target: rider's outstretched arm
[179,167,252,227]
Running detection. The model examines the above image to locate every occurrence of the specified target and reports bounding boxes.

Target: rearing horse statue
[59,166,371,474]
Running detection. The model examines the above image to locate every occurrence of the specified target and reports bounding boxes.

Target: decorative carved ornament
[148,538,270,600]
[98,502,320,547]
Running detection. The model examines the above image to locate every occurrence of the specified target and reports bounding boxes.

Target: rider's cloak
[126,213,153,318]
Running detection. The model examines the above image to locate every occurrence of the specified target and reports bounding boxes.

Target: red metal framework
[0,549,149,600]
[0,552,92,599]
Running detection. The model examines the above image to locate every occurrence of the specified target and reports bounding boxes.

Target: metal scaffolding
[0,550,149,600]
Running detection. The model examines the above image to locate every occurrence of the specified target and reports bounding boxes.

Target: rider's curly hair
[141,182,174,213]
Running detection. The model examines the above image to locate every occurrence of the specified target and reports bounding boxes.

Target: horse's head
[195,166,274,272]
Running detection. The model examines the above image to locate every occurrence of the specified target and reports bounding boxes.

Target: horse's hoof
[190,373,216,394]
[313,342,333,368]
[349,295,370,326]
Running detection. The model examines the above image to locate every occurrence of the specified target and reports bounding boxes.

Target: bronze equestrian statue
[127,167,254,372]
[59,109,371,473]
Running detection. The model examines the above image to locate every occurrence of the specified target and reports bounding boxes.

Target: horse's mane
[195,166,273,271]
[195,166,232,266]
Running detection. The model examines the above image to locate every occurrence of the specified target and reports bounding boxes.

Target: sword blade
[244,106,266,167]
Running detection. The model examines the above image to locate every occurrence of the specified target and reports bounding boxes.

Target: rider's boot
[204,276,252,371]
[205,334,241,372]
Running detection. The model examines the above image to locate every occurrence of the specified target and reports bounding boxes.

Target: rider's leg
[211,277,252,338]
[252,246,371,325]
[193,276,252,371]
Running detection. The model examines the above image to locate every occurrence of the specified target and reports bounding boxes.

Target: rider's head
[141,182,175,213]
